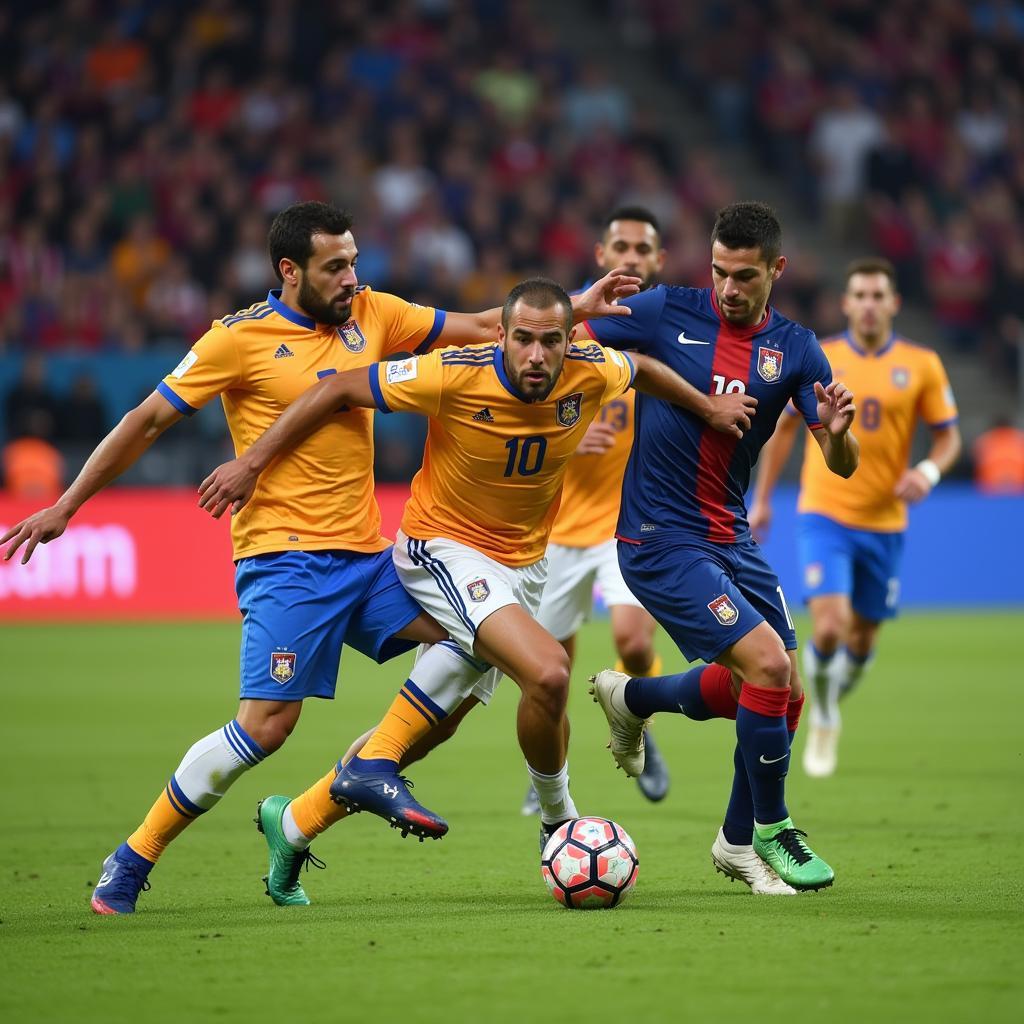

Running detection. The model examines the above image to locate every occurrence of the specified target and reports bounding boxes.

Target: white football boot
[711,828,798,895]
[802,723,841,778]
[588,670,646,776]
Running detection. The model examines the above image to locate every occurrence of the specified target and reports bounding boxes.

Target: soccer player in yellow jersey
[750,258,960,776]
[0,202,643,914]
[529,207,670,811]
[199,277,755,866]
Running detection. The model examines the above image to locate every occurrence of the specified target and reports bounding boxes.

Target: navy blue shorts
[618,534,797,664]
[234,549,422,701]
[796,513,904,622]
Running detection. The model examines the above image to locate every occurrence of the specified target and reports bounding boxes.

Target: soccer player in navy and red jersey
[580,202,858,893]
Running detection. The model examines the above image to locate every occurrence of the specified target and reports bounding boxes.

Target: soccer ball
[541,817,638,909]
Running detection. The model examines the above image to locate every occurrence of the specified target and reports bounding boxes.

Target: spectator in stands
[973,416,1024,493]
[56,371,107,446]
[4,353,59,442]
[2,431,63,497]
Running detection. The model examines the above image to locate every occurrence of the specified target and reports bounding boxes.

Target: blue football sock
[736,685,791,827]
[624,666,713,720]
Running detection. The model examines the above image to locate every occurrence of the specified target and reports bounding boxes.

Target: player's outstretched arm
[198,366,376,518]
[894,422,961,503]
[1,391,183,564]
[630,352,757,439]
[812,380,859,478]
[749,410,801,541]
[432,268,642,349]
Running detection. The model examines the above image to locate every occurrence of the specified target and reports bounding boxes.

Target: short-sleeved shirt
[548,388,635,548]
[158,287,445,560]
[793,332,957,532]
[583,286,832,545]
[370,342,636,566]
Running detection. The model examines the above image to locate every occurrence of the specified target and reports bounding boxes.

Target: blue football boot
[90,843,153,915]
[329,759,448,841]
[637,726,670,802]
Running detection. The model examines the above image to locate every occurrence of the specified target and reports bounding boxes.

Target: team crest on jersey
[466,578,490,603]
[707,594,739,626]
[891,367,909,389]
[757,346,783,383]
[556,392,584,427]
[338,320,367,353]
[805,562,824,590]
[270,651,297,684]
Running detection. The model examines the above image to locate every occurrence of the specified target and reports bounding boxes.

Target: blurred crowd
[606,0,1024,378]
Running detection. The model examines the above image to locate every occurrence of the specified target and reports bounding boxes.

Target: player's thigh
[850,528,905,623]
[617,539,763,664]
[716,619,793,690]
[796,513,855,604]
[344,547,439,663]
[235,551,363,701]
[473,603,569,693]
[535,542,597,642]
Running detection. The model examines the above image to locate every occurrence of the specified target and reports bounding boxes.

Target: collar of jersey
[267,289,317,331]
[710,289,773,336]
[844,329,895,358]
[492,345,534,403]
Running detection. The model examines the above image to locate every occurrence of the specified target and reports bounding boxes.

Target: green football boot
[752,818,834,891]
[255,796,325,906]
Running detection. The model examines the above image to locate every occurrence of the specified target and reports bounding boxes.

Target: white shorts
[535,538,643,643]
[393,530,548,704]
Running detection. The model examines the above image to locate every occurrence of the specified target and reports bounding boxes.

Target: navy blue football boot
[90,843,153,915]
[637,726,670,802]
[329,758,448,841]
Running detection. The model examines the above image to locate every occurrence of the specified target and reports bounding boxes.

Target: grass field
[1,613,1022,1023]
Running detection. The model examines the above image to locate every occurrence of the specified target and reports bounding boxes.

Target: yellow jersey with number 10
[158,287,445,559]
[372,342,636,566]
[796,333,957,532]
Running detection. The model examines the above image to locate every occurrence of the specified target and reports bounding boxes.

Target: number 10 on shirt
[504,435,547,477]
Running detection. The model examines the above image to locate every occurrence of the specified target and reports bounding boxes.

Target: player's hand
[893,467,932,503]
[198,458,259,519]
[571,267,642,320]
[1,505,72,564]
[748,500,772,543]
[706,392,757,438]
[815,380,855,436]
[575,420,617,455]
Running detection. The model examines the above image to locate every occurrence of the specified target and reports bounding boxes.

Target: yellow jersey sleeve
[591,344,636,405]
[371,350,445,417]
[362,289,447,357]
[917,350,958,427]
[157,324,243,414]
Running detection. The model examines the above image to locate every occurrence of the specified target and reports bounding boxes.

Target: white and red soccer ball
[541,817,638,909]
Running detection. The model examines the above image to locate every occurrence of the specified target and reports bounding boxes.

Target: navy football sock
[721,725,799,846]
[624,666,711,719]
[736,683,791,826]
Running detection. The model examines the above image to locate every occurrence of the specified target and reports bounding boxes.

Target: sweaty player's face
[500,300,573,401]
[295,232,359,326]
[596,220,664,289]
[711,241,785,326]
[842,272,900,341]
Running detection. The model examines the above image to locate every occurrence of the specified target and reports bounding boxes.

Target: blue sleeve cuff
[367,365,391,413]
[929,416,959,429]
[414,309,447,354]
[622,351,636,387]
[157,381,197,416]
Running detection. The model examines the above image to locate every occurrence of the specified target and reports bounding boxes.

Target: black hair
[711,202,782,264]
[603,205,661,236]
[268,201,354,282]
[845,256,898,289]
[501,277,573,332]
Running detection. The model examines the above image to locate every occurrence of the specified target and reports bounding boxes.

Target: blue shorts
[796,513,904,622]
[234,549,422,701]
[618,534,796,664]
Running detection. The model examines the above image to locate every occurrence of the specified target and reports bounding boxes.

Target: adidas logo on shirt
[274,344,295,359]
[472,407,495,422]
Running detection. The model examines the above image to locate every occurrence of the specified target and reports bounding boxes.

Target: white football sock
[528,761,579,825]
[839,647,873,700]
[172,720,267,811]
[803,644,844,729]
[409,641,491,713]
[282,803,312,850]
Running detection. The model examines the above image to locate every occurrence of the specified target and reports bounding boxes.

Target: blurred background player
[524,207,670,815]
[582,202,858,893]
[750,257,960,776]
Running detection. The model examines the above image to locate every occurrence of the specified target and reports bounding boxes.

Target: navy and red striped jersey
[583,285,831,545]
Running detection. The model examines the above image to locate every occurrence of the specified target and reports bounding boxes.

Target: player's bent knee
[526,662,571,717]
[754,652,792,690]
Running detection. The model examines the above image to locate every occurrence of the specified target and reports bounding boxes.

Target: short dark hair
[268,201,354,282]
[845,256,898,289]
[604,205,661,236]
[501,277,572,333]
[711,202,782,264]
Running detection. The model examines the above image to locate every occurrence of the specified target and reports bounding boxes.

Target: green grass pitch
[1,613,1021,1023]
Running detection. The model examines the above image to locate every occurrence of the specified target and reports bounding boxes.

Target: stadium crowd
[604,0,1024,377]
